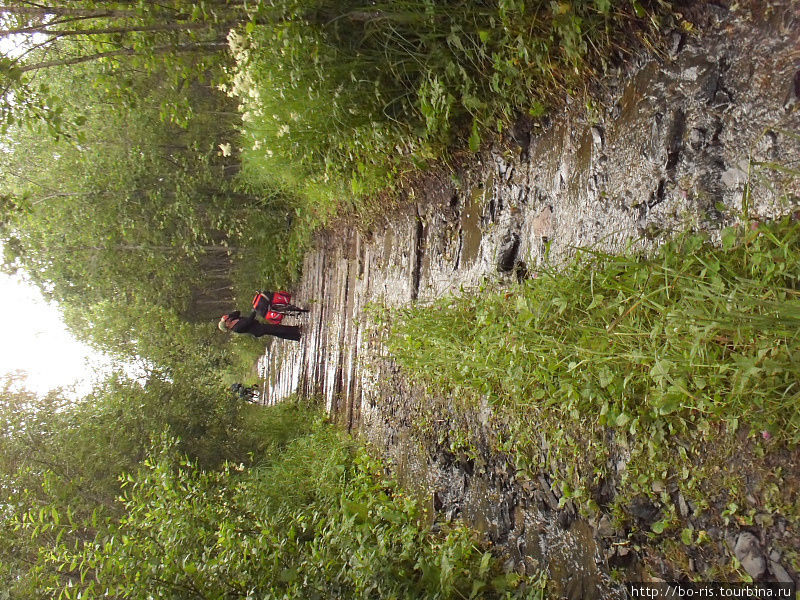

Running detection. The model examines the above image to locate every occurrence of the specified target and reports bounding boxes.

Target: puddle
[542,519,610,600]
[617,62,656,124]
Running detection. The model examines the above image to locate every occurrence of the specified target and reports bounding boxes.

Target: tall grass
[228,0,675,233]
[385,217,800,534]
[388,216,800,443]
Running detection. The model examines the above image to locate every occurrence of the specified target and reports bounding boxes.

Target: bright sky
[0,270,115,397]
[0,33,116,397]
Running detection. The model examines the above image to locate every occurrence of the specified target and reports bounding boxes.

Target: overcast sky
[0,270,115,397]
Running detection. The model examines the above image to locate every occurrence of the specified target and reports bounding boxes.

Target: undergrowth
[385,217,800,542]
[227,0,681,257]
[26,401,546,599]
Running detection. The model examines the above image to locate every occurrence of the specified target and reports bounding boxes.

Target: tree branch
[16,41,229,73]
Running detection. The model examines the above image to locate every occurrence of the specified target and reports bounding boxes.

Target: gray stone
[591,126,604,149]
[537,475,560,511]
[677,492,690,518]
[669,32,684,58]
[769,559,794,584]
[689,127,706,150]
[596,514,615,538]
[733,532,766,579]
[754,513,774,528]
[721,165,748,189]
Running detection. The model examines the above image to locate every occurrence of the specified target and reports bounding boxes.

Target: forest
[2,0,797,597]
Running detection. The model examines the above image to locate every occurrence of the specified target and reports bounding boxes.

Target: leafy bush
[3,396,545,599]
[21,426,543,599]
[229,0,670,225]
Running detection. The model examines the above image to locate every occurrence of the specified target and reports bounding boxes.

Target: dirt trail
[259,4,800,597]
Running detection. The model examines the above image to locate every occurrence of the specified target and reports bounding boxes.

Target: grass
[389,219,800,442]
[384,216,800,573]
[225,0,682,280]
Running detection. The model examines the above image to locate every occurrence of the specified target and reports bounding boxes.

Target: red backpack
[252,290,293,324]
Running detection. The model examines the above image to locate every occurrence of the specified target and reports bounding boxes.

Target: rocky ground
[258,2,800,597]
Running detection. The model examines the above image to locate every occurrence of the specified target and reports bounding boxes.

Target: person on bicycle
[218,310,302,341]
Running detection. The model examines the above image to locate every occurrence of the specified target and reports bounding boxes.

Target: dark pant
[246,322,302,341]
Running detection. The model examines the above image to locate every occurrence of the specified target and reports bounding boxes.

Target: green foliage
[4,412,544,599]
[2,64,238,310]
[230,0,671,227]
[0,382,323,596]
[0,1,248,136]
[0,54,297,378]
[389,218,800,443]
[387,218,800,533]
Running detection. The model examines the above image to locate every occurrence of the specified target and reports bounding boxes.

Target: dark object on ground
[497,232,521,272]
[230,383,257,402]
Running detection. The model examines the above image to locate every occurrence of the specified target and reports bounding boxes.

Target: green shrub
[389,218,800,444]
[229,0,672,226]
[30,426,544,599]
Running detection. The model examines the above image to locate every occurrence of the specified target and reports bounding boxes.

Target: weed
[226,0,676,274]
[387,216,800,541]
[38,417,547,599]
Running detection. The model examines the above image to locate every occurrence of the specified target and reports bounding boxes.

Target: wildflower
[761,430,772,440]
[218,143,232,157]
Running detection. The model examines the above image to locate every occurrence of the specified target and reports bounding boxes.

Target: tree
[0,362,248,597]
[0,1,250,133]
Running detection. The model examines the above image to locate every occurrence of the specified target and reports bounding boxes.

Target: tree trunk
[0,21,217,37]
[16,41,229,73]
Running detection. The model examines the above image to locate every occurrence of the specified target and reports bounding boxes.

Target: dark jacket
[226,310,301,341]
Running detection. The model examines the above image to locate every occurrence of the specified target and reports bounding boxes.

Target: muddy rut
[258,4,800,597]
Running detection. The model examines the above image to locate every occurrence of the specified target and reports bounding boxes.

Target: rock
[537,476,560,511]
[564,576,585,600]
[669,32,684,58]
[787,70,800,109]
[769,559,794,584]
[557,507,574,530]
[677,492,690,518]
[630,497,661,524]
[733,532,766,579]
[721,164,748,189]
[510,114,532,151]
[496,232,520,272]
[596,514,615,538]
[714,90,731,107]
[689,127,706,150]
[591,126,604,149]
[754,513,773,528]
